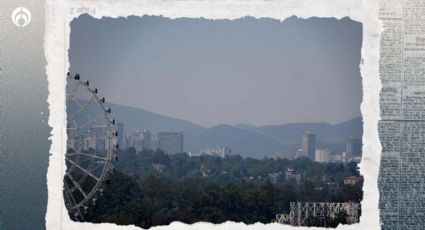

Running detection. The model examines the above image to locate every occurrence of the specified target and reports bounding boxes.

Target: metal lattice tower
[289,202,360,227]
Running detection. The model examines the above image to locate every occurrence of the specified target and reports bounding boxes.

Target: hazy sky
[69,15,362,128]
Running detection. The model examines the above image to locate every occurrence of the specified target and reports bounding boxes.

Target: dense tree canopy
[81,149,362,228]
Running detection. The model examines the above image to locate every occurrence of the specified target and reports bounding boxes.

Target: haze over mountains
[106,102,362,159]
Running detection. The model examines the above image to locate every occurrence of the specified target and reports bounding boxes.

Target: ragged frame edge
[45,0,381,229]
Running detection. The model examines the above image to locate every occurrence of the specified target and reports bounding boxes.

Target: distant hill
[244,117,363,145]
[194,124,283,159]
[107,103,206,153]
[70,101,362,159]
[232,118,362,159]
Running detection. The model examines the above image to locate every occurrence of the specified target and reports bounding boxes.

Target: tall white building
[302,130,316,160]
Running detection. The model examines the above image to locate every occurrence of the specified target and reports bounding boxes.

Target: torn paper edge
[45,0,381,229]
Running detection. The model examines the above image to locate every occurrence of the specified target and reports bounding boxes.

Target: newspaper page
[379,0,425,228]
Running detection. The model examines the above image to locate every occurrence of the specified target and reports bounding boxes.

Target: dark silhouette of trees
[81,149,362,228]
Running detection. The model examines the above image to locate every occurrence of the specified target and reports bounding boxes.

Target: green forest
[82,149,363,228]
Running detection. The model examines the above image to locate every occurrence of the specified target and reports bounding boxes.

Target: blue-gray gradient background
[0,0,50,229]
[70,15,362,128]
[0,8,362,230]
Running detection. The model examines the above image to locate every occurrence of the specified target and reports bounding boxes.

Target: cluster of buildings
[269,170,360,190]
[124,129,184,154]
[72,121,233,159]
[313,148,362,164]
[67,125,116,152]
[188,146,232,158]
[295,130,362,164]
[70,121,185,154]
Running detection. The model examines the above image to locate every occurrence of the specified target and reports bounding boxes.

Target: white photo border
[45,0,381,229]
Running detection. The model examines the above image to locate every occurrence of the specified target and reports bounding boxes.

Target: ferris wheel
[65,72,118,220]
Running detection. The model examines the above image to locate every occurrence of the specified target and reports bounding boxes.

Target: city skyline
[115,119,361,159]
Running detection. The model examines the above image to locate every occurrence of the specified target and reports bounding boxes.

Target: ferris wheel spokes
[65,72,118,220]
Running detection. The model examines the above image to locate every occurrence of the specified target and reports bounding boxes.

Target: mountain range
[104,102,362,159]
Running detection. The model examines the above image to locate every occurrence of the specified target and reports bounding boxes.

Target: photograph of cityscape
[65,15,363,228]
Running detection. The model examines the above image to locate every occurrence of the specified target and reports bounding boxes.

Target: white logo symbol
[11,7,31,27]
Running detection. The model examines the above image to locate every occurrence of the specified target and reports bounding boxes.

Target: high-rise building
[117,122,124,150]
[142,130,152,150]
[302,130,316,161]
[346,138,361,156]
[133,131,144,151]
[315,148,331,163]
[125,130,153,151]
[124,133,132,149]
[157,131,183,154]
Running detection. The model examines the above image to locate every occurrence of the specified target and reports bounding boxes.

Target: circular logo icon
[11,7,31,27]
